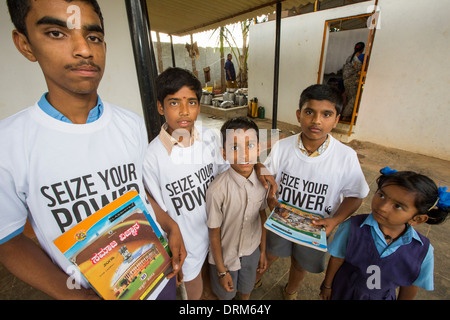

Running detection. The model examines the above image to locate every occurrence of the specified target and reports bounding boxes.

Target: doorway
[317,12,377,134]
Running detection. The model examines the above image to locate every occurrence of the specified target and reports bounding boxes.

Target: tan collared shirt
[206,168,268,271]
[298,133,330,157]
[158,123,201,155]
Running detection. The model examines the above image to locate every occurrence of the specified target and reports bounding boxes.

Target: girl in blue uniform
[320,167,449,300]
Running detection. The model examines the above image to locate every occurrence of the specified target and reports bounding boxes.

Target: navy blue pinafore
[331,214,430,300]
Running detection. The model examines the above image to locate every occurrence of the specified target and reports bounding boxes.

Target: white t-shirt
[143,125,227,281]
[264,134,369,217]
[0,101,168,298]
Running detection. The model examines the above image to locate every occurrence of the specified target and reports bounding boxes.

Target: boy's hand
[219,273,234,292]
[257,252,267,273]
[312,197,363,236]
[255,163,277,197]
[267,196,279,211]
[176,271,184,286]
[311,217,339,237]
[166,226,187,282]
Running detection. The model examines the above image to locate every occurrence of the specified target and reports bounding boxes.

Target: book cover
[264,201,327,252]
[54,190,173,300]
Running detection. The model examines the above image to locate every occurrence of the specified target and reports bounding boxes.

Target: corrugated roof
[146,0,315,36]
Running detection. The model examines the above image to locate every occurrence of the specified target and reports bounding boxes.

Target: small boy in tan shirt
[206,117,268,300]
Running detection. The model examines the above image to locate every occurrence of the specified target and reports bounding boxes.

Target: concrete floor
[1,113,449,300]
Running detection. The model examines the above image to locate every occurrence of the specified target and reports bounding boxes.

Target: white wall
[248,0,450,160]
[0,0,143,120]
[355,0,450,160]
[248,1,375,126]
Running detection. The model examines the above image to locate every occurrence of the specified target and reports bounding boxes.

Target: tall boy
[256,84,369,299]
[143,67,227,299]
[143,67,275,300]
[0,0,184,300]
[206,117,268,300]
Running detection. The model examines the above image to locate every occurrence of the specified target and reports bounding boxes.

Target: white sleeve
[341,151,370,199]
[263,140,280,177]
[139,118,149,161]
[0,166,28,243]
[142,145,168,213]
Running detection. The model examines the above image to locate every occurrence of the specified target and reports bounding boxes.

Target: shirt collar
[228,166,259,187]
[37,92,104,124]
[362,214,424,246]
[298,133,330,157]
[159,122,201,155]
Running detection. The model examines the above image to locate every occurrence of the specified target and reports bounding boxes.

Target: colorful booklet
[264,201,327,252]
[54,190,173,300]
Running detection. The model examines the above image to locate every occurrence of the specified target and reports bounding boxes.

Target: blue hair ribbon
[380,167,397,175]
[437,186,450,210]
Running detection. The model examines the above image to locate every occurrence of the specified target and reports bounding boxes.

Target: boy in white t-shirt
[256,84,369,299]
[0,0,185,300]
[143,67,224,300]
[143,67,276,300]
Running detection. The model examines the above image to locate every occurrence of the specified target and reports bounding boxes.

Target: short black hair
[220,117,259,148]
[299,84,343,116]
[156,67,202,106]
[377,170,449,225]
[7,0,104,38]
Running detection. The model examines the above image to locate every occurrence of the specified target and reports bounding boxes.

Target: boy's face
[296,99,339,145]
[223,128,259,178]
[13,0,106,99]
[158,85,200,136]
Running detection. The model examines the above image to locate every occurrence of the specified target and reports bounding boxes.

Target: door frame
[317,6,379,136]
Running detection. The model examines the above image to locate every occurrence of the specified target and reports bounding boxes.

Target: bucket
[258,106,265,119]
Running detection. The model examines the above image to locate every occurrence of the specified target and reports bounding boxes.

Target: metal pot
[201,93,213,105]
[236,94,247,106]
[223,92,235,103]
[220,101,233,109]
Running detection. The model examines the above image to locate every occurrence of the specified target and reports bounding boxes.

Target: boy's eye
[231,145,239,151]
[47,30,65,39]
[248,143,256,149]
[189,100,198,106]
[88,35,104,43]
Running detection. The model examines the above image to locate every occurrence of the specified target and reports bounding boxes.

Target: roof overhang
[146,0,316,36]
